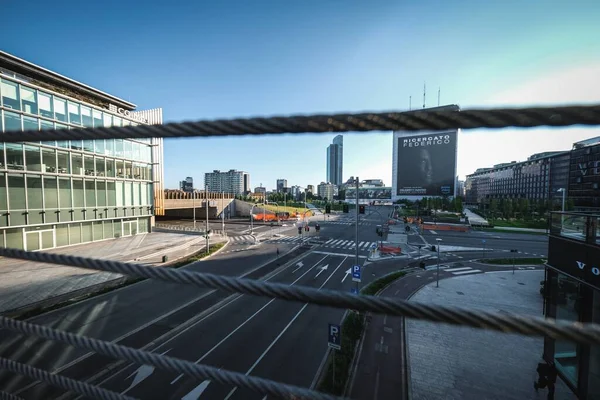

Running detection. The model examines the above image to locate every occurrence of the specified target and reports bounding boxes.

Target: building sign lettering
[576,261,600,276]
[577,161,600,176]
[108,104,148,124]
[403,135,451,147]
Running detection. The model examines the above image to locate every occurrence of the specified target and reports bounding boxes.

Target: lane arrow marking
[342,268,351,283]
[292,261,304,273]
[122,349,171,394]
[181,379,210,400]
[315,264,329,278]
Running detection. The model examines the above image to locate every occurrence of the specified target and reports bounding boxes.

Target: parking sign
[328,323,341,350]
[352,265,361,282]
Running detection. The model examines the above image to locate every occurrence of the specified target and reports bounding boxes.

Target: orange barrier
[378,245,402,254]
[421,223,470,232]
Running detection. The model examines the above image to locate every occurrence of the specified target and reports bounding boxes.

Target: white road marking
[315,264,329,278]
[292,261,304,273]
[181,380,210,399]
[429,230,438,234]
[122,349,171,394]
[452,269,482,275]
[444,267,472,272]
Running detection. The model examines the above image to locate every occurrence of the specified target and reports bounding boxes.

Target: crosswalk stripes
[229,235,256,244]
[266,236,377,251]
[444,266,482,275]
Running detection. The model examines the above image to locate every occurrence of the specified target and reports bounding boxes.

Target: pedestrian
[534,361,557,399]
[276,248,280,257]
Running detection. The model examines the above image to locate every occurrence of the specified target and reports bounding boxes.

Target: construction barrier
[378,244,402,254]
[421,223,470,232]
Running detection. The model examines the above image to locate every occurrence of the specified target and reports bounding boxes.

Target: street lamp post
[436,238,442,288]
[557,188,566,230]
[205,184,210,251]
[192,190,196,230]
[221,191,225,236]
[355,177,360,293]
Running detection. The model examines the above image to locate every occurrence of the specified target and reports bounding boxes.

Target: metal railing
[1,104,600,400]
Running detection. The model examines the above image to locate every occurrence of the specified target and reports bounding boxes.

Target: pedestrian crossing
[319,220,374,226]
[229,235,257,245]
[266,236,378,251]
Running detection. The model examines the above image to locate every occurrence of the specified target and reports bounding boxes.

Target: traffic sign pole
[355,177,359,293]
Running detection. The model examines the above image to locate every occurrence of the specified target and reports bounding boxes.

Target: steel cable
[0,391,23,400]
[0,317,340,400]
[0,104,599,143]
[1,247,599,344]
[0,357,134,400]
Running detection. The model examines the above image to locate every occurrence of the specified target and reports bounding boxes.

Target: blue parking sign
[352,265,361,282]
[328,323,341,350]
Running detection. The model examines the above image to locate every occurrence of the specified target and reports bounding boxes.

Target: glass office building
[0,50,164,251]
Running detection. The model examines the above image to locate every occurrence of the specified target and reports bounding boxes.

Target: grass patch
[317,271,406,395]
[171,242,226,268]
[480,257,546,265]
[492,228,548,236]
[262,204,314,217]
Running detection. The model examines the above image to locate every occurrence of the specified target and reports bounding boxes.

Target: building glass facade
[326,135,343,186]
[0,66,162,251]
[465,152,570,205]
[204,170,249,195]
[568,140,600,212]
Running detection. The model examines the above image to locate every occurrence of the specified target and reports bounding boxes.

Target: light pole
[250,203,258,234]
[221,191,225,235]
[355,177,360,294]
[557,188,566,230]
[436,238,442,288]
[205,183,209,251]
[192,190,196,230]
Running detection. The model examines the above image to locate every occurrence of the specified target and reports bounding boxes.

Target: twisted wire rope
[0,104,598,143]
[0,317,339,400]
[1,248,599,345]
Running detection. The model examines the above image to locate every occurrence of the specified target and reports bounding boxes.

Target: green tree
[454,197,463,213]
[566,198,575,211]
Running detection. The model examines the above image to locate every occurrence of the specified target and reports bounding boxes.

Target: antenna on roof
[438,87,441,106]
[423,82,426,108]
[409,96,412,110]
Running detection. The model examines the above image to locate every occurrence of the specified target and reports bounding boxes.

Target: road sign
[352,265,361,282]
[370,243,377,250]
[482,239,486,244]
[328,323,341,350]
[351,287,359,295]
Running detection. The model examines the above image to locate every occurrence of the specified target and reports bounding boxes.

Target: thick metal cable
[0,317,339,400]
[0,357,133,400]
[0,391,23,400]
[1,248,599,344]
[1,104,599,143]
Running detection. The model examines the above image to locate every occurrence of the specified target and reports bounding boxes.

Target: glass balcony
[549,211,600,245]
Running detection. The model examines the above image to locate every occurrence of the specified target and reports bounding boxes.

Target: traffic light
[343,204,349,213]
[298,226,302,235]
[325,204,331,214]
[359,205,365,214]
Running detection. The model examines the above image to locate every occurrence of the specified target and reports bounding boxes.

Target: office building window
[24,145,42,172]
[5,144,24,170]
[81,106,92,127]
[0,173,7,210]
[84,155,94,176]
[27,175,43,210]
[106,158,115,177]
[38,91,53,118]
[113,116,122,127]
[105,139,114,156]
[58,177,71,209]
[95,139,105,155]
[115,139,124,158]
[23,116,38,131]
[43,176,58,209]
[553,273,581,385]
[103,113,111,127]
[1,79,20,110]
[42,148,56,173]
[68,102,80,125]
[3,111,21,131]
[97,180,107,207]
[53,97,67,122]
[20,86,37,114]
[56,151,69,174]
[40,120,54,130]
[93,109,103,127]
[83,140,94,153]
[95,157,106,177]
[72,153,83,175]
[589,291,600,398]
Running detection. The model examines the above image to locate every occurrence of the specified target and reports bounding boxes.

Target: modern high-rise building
[254,186,266,195]
[0,50,164,251]
[306,184,314,194]
[326,135,343,186]
[276,179,287,193]
[204,169,249,195]
[179,177,193,193]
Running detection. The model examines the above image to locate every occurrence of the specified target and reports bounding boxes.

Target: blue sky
[3,0,600,191]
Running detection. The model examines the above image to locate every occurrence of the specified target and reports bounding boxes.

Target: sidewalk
[464,208,489,226]
[405,271,575,399]
[0,231,227,316]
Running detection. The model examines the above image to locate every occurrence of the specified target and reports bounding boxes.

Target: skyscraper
[276,179,287,193]
[204,169,249,195]
[326,135,343,186]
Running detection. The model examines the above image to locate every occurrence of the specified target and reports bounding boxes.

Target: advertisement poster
[395,131,457,196]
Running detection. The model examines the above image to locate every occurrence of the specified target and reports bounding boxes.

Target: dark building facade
[465,150,572,206]
[568,138,600,212]
[544,212,600,398]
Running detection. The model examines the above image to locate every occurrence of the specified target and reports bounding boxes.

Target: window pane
[27,175,43,209]
[115,139,124,158]
[93,221,103,240]
[106,158,115,177]
[122,119,130,127]
[1,79,20,110]
[24,145,41,172]
[107,181,116,207]
[70,139,83,151]
[85,180,95,208]
[95,157,106,177]
[73,179,84,207]
[553,274,580,385]
[57,151,70,174]
[113,116,122,127]
[81,106,92,127]
[116,181,123,206]
[97,180,106,207]
[95,139,105,155]
[103,114,111,127]
[68,102,81,125]
[3,111,21,131]
[8,175,25,210]
[56,224,68,246]
[44,177,59,209]
[125,161,133,179]
[40,120,54,130]
[105,139,114,156]
[6,228,23,248]
[20,86,37,114]
[23,116,38,131]
[70,223,81,244]
[133,183,140,205]
[103,220,113,239]
[72,153,83,175]
[38,92,53,118]
[59,178,71,208]
[116,160,124,178]
[124,182,132,206]
[84,155,94,176]
[42,148,56,173]
[83,140,94,153]
[124,140,132,159]
[53,98,67,122]
[140,183,148,205]
[0,174,6,210]
[92,110,103,127]
[6,143,24,170]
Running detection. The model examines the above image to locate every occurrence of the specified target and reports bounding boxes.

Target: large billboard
[393,130,458,197]
[346,187,392,200]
